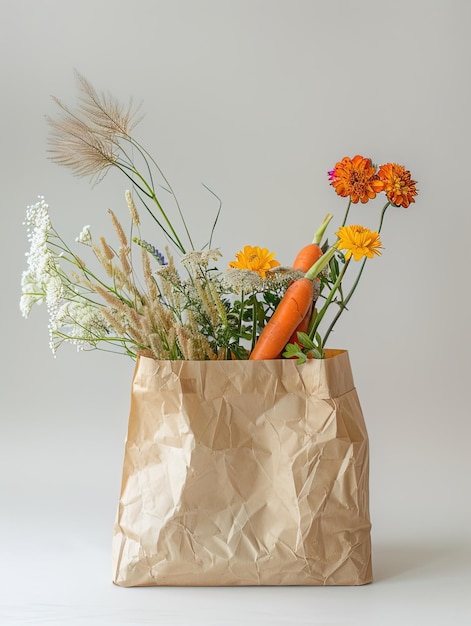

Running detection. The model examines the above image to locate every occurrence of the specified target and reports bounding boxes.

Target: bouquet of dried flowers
[20,74,417,361]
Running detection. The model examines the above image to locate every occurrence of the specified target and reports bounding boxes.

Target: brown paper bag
[112,349,372,586]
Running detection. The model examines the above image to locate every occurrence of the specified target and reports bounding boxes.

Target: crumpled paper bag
[112,349,372,586]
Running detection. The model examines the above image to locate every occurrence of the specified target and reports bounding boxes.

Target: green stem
[341,199,352,227]
[321,200,392,346]
[321,257,364,346]
[129,165,188,253]
[251,297,258,351]
[309,257,351,341]
[238,290,246,337]
[111,162,186,252]
[202,183,223,249]
[127,136,195,250]
[378,201,391,233]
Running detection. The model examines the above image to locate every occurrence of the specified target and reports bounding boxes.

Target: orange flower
[378,163,418,208]
[229,245,280,278]
[330,155,384,204]
[336,225,383,261]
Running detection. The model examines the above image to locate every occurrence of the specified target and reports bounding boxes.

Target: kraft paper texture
[112,349,372,586]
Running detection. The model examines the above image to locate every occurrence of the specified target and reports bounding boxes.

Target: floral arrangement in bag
[20,74,418,361]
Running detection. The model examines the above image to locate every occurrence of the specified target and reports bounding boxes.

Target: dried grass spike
[119,246,132,276]
[108,209,128,248]
[125,190,140,226]
[99,237,115,260]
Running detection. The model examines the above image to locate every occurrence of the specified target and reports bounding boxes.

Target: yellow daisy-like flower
[336,225,383,262]
[228,245,280,278]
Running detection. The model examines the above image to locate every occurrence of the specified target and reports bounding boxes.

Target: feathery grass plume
[47,71,141,182]
[47,74,192,254]
[73,71,141,138]
[47,112,117,181]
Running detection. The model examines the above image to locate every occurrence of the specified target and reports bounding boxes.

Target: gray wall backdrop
[1,0,470,622]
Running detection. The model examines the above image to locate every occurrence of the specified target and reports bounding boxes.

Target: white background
[1,0,470,624]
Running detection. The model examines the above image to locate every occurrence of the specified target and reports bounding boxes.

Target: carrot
[249,278,315,360]
[288,301,313,346]
[292,213,333,272]
[249,245,338,360]
[289,213,333,344]
[292,244,323,272]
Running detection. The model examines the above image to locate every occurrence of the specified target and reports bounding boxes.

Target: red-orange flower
[377,163,418,208]
[330,155,384,204]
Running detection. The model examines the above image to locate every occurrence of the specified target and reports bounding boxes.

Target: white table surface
[2,437,470,626]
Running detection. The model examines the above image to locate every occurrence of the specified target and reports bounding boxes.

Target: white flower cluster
[20,197,111,354]
[52,301,110,352]
[76,225,92,246]
[20,196,62,319]
[222,266,304,294]
[181,249,221,269]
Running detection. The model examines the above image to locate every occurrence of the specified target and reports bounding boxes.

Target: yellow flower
[229,245,280,278]
[336,225,383,261]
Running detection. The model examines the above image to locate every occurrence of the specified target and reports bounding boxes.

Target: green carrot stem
[313,213,334,244]
[304,244,338,280]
